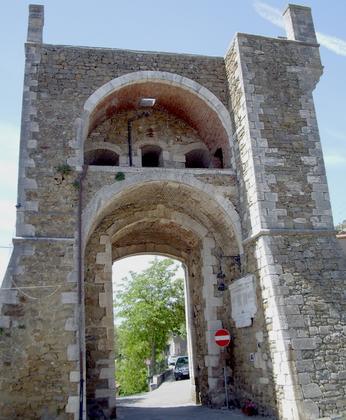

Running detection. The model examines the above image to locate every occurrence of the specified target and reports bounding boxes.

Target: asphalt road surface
[117,376,268,420]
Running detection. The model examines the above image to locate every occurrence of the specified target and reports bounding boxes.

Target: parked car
[168,355,178,366]
[173,356,189,380]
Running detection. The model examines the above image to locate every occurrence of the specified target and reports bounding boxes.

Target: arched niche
[185,148,211,168]
[84,149,119,166]
[141,144,163,167]
[78,71,235,169]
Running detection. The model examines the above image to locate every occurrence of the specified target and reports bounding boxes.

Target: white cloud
[324,154,346,166]
[253,1,346,57]
[316,32,346,57]
[253,1,284,29]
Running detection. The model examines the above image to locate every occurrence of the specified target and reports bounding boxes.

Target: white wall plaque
[229,274,257,328]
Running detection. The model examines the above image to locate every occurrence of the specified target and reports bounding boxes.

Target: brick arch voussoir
[82,172,243,254]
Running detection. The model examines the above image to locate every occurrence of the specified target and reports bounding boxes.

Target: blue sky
[0,0,345,278]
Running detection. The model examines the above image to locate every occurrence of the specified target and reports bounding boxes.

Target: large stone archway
[83,179,245,417]
[2,5,346,419]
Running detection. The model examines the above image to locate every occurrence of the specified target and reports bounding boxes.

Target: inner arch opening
[112,255,193,402]
[83,179,243,417]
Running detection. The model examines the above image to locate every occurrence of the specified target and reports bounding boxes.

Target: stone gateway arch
[0,4,345,420]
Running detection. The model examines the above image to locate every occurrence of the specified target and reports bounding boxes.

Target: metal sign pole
[215,329,231,409]
[145,359,151,392]
[223,360,229,409]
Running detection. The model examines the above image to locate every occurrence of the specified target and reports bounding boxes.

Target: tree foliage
[115,258,185,395]
[335,219,346,233]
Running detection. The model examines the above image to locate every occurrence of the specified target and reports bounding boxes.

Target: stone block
[302,383,322,399]
[292,338,316,350]
[96,252,108,265]
[0,316,10,328]
[67,270,77,283]
[298,372,311,385]
[302,400,320,419]
[69,371,79,382]
[99,292,107,308]
[286,315,306,328]
[95,388,113,398]
[100,367,115,379]
[67,344,78,361]
[65,317,77,331]
[65,396,79,414]
[284,295,304,305]
[0,290,18,305]
[338,371,346,380]
[61,292,77,304]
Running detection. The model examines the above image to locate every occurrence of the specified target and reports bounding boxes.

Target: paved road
[117,376,268,420]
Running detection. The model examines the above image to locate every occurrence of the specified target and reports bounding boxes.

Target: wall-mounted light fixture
[139,97,156,107]
[217,267,226,292]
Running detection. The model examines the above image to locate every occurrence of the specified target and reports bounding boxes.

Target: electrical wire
[0,281,64,300]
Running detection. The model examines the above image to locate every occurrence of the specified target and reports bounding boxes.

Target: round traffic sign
[214,328,231,347]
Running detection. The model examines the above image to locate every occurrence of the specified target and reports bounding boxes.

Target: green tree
[115,258,185,395]
[335,219,346,233]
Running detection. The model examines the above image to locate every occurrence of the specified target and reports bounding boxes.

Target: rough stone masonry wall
[4,4,345,419]
[0,238,77,420]
[0,36,230,419]
[0,19,81,416]
[86,108,209,168]
[22,44,229,236]
[225,29,346,419]
[84,233,116,419]
[266,234,346,418]
[222,253,277,415]
[226,34,329,239]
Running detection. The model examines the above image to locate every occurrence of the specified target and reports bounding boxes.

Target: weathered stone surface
[1,4,345,420]
[302,383,323,399]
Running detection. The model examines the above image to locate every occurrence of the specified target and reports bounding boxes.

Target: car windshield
[176,357,188,367]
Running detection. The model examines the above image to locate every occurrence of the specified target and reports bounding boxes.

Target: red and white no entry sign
[214,328,231,347]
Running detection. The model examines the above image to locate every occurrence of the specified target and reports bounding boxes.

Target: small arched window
[185,149,210,169]
[141,145,163,167]
[84,149,119,166]
[212,148,224,169]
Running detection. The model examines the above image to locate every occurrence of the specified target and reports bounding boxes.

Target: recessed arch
[82,172,243,255]
[84,149,119,166]
[76,71,235,169]
[141,144,163,167]
[185,148,211,168]
[113,248,189,264]
[85,141,122,156]
[84,181,240,413]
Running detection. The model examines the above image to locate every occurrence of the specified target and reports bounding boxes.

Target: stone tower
[0,4,345,419]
